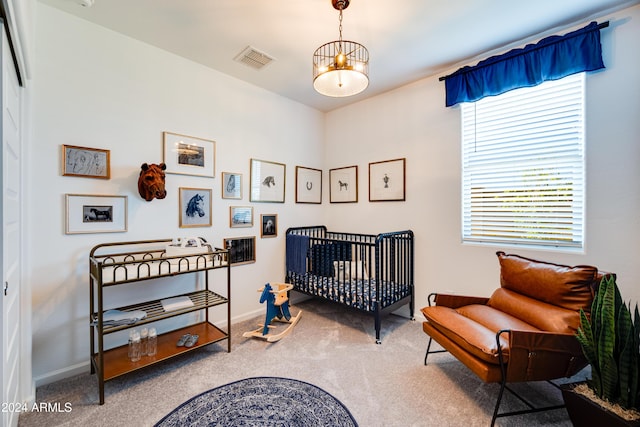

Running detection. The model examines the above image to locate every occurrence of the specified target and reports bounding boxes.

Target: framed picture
[260,214,278,238]
[329,165,358,203]
[295,166,322,204]
[369,158,406,202]
[222,172,242,199]
[223,236,256,266]
[230,206,253,228]
[163,131,215,178]
[250,158,286,203]
[179,187,212,228]
[65,194,127,234]
[62,145,110,179]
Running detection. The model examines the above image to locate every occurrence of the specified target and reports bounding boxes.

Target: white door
[1,23,23,427]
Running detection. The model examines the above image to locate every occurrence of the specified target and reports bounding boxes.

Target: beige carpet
[19,298,585,426]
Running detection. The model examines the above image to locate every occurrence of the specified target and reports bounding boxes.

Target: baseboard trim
[33,361,91,387]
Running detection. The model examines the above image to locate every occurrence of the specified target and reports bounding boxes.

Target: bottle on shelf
[127,329,136,359]
[140,327,149,356]
[147,327,157,357]
[130,330,141,362]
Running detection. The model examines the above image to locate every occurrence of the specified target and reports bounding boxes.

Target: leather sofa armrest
[428,292,490,309]
[497,329,586,382]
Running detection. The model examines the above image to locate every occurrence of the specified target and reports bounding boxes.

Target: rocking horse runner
[243,283,301,342]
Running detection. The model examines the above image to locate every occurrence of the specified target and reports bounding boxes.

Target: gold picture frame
[62,145,110,179]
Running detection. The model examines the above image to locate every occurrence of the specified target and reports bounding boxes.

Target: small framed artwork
[221,172,242,199]
[329,165,358,203]
[179,187,212,228]
[163,131,215,178]
[250,158,286,203]
[369,158,406,202]
[62,145,110,179]
[295,166,322,204]
[230,206,253,228]
[260,214,278,238]
[65,194,127,234]
[223,236,256,266]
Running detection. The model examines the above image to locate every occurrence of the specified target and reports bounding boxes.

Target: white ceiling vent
[234,46,274,70]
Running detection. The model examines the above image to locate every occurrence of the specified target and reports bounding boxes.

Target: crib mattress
[288,272,410,311]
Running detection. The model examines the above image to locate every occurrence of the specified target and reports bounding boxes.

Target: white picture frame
[65,194,127,234]
[250,158,286,203]
[163,131,216,178]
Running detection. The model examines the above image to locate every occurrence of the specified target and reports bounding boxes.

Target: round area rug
[154,376,358,426]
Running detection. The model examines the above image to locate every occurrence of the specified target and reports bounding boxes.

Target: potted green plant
[562,274,640,426]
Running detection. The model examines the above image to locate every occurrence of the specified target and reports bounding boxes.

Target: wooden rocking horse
[243,283,301,342]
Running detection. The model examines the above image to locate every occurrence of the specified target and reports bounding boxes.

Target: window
[461,73,585,249]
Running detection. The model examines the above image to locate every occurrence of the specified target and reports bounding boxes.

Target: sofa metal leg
[423,337,446,365]
[491,378,507,426]
[491,380,566,425]
[424,337,433,365]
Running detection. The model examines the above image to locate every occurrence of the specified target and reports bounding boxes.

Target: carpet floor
[18,298,587,426]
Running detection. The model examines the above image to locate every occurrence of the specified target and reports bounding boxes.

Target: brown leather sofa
[421,251,608,426]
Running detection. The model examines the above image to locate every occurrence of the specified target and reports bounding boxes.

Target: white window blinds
[461,73,585,248]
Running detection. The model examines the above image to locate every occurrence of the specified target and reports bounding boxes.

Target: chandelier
[313,0,369,97]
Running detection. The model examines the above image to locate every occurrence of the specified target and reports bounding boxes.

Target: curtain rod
[438,21,609,82]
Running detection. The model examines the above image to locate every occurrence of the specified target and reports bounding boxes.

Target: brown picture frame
[369,158,406,202]
[62,145,110,179]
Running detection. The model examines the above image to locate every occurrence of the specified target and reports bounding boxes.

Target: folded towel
[161,296,194,312]
[93,309,147,326]
[286,234,309,275]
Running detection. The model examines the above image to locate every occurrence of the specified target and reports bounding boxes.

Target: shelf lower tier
[94,322,228,381]
[94,289,227,334]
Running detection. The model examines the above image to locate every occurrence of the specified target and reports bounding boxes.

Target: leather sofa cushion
[421,305,540,365]
[497,252,597,312]
[487,288,580,333]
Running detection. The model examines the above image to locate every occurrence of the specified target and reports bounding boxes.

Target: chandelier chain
[338,9,343,51]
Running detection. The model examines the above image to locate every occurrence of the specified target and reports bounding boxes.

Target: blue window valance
[442,21,607,107]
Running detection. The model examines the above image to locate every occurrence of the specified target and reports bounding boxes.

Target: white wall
[29,3,640,386]
[324,5,640,311]
[29,4,324,383]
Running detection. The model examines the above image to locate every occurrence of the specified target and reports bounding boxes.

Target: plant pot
[561,383,640,427]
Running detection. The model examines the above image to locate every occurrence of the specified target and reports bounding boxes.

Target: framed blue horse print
[179,187,212,228]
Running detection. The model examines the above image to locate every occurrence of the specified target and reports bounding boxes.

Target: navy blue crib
[285,226,414,343]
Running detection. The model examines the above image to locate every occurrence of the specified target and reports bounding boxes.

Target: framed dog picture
[260,214,277,238]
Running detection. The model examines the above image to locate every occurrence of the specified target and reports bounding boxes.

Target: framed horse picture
[329,165,358,203]
[230,206,253,228]
[65,194,127,234]
[250,158,286,203]
[179,187,212,228]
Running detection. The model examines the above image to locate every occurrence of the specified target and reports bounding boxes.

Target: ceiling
[39,0,639,112]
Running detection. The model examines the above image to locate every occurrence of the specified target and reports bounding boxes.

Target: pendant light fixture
[313,0,369,97]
